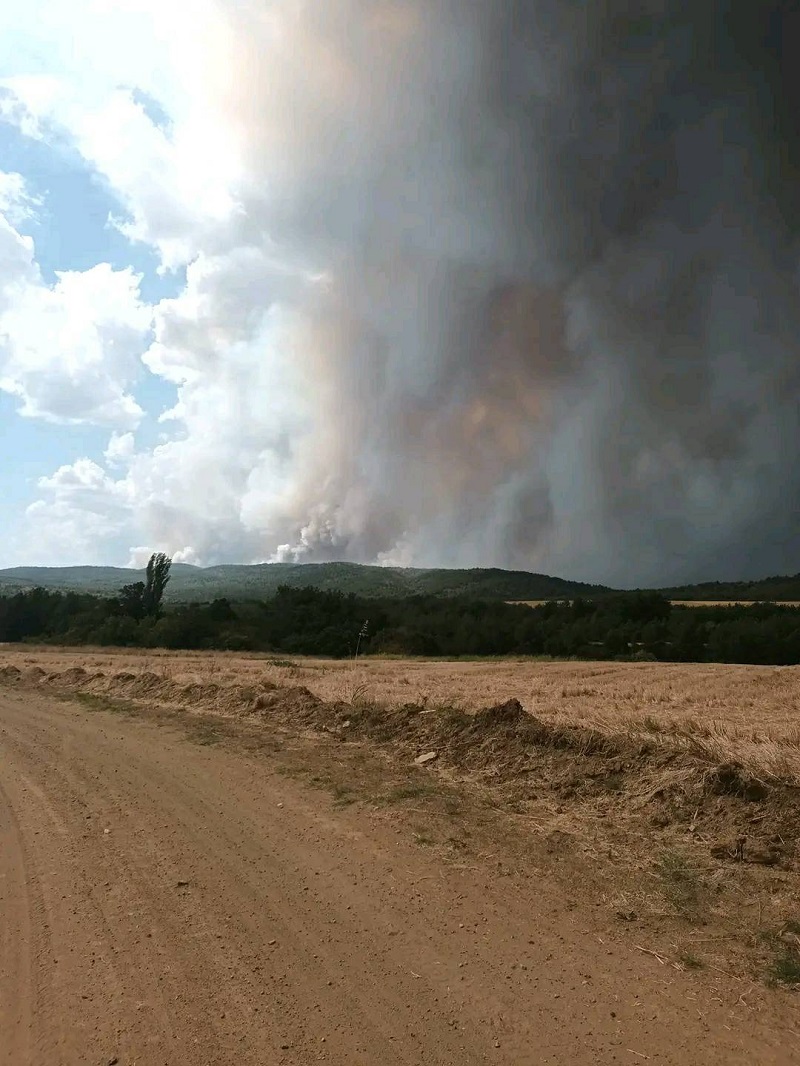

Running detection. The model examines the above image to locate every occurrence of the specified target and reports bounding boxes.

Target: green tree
[142,553,172,618]
[118,582,146,620]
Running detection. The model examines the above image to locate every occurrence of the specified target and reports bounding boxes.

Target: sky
[0,0,245,569]
[1,2,798,586]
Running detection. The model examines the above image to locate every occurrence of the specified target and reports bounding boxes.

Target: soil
[1,664,799,1063]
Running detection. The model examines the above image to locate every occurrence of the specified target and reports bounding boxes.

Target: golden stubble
[4,646,800,782]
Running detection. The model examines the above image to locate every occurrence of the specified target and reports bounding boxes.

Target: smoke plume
[14,1,799,584]
[178,0,796,585]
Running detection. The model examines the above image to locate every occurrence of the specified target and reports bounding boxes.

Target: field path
[0,686,796,1065]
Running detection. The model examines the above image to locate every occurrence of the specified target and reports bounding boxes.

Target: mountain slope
[2,561,799,603]
[0,562,610,602]
[658,574,800,602]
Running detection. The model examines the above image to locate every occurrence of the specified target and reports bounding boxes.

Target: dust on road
[0,686,796,1065]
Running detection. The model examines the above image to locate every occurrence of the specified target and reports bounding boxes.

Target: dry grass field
[3,644,800,782]
[509,598,800,607]
[669,600,800,607]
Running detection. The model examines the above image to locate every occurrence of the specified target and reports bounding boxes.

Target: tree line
[0,555,799,664]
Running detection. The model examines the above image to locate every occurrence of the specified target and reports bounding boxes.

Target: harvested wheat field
[509,599,800,608]
[669,600,800,608]
[6,645,800,780]
[2,645,800,1064]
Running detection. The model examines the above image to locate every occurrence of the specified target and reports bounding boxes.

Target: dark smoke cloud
[210,1,800,585]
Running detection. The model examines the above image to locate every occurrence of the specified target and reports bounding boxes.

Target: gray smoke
[207,1,800,585]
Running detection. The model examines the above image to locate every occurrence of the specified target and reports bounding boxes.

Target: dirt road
[0,686,796,1065]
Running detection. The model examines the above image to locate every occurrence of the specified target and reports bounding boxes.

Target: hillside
[0,562,610,602]
[2,561,799,604]
[658,574,800,602]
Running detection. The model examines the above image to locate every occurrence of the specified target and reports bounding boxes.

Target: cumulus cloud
[0,166,155,431]
[0,229,152,426]
[2,2,799,584]
[0,170,41,224]
[12,457,132,566]
[104,431,136,465]
[73,86,240,271]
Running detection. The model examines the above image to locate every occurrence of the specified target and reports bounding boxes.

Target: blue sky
[0,114,180,563]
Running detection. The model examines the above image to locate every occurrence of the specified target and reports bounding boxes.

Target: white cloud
[128,544,202,567]
[38,457,116,493]
[0,166,156,431]
[19,499,124,565]
[0,211,36,296]
[0,237,153,426]
[74,86,241,271]
[13,457,133,566]
[0,175,153,428]
[104,431,136,465]
[0,171,41,225]
[2,0,241,273]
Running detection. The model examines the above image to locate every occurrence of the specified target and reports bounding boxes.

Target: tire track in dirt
[0,698,158,1062]
[1,697,488,1063]
[0,703,227,1063]
[0,772,35,1066]
[1,686,798,1065]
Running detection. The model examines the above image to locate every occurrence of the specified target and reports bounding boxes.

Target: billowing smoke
[8,1,798,584]
[185,0,797,585]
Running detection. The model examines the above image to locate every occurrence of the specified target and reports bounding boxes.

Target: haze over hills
[0,562,799,604]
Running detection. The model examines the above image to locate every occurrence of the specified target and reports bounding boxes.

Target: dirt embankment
[5,658,797,856]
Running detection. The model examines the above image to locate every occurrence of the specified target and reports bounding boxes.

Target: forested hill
[1,561,799,603]
[0,562,610,602]
[660,574,800,602]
